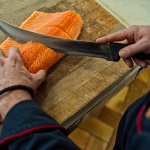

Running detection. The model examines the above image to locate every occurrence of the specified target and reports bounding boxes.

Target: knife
[0,19,149,61]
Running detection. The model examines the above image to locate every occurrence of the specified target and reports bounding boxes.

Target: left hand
[0,47,46,123]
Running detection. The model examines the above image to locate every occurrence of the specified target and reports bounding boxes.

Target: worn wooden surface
[0,0,131,125]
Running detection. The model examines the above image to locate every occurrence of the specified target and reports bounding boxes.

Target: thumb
[0,113,3,124]
[119,38,149,58]
[34,69,46,88]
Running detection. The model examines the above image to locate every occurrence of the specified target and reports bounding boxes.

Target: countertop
[96,0,150,27]
[0,0,143,132]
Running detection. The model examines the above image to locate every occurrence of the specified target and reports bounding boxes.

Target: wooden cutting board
[0,0,132,129]
[34,0,131,124]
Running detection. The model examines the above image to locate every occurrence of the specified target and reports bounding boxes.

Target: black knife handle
[110,43,150,61]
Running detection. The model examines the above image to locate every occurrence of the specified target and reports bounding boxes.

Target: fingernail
[119,50,126,58]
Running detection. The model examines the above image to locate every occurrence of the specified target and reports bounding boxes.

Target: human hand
[0,47,46,122]
[96,25,150,68]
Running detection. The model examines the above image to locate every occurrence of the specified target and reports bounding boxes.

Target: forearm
[0,90,32,121]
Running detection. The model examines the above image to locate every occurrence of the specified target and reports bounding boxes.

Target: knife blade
[0,19,149,61]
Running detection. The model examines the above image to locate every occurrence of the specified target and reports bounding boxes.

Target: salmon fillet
[0,10,83,73]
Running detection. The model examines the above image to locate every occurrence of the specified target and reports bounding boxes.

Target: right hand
[96,25,150,68]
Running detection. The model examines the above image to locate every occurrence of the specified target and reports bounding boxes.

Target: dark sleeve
[113,91,150,150]
[0,100,80,150]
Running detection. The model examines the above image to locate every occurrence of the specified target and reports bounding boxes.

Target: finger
[0,113,3,124]
[0,48,5,58]
[33,70,46,90]
[122,39,129,44]
[0,48,5,67]
[119,38,150,58]
[96,29,130,43]
[145,60,150,65]
[7,47,22,65]
[133,58,148,68]
[8,47,21,56]
[123,58,134,68]
[36,70,46,83]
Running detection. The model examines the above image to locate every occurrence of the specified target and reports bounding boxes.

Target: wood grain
[0,0,131,129]
[33,0,131,124]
